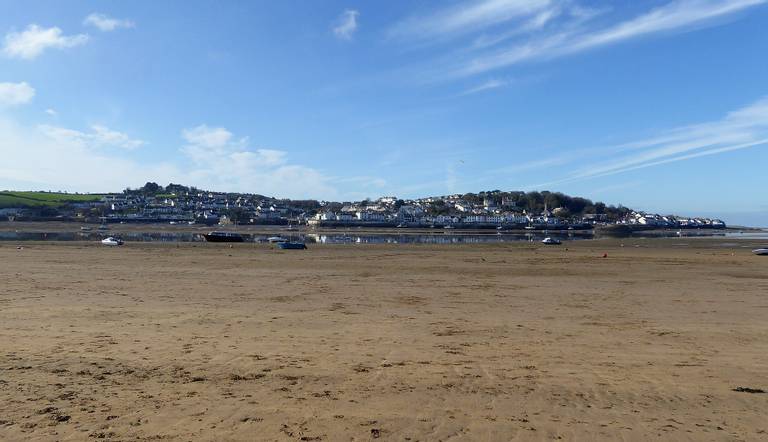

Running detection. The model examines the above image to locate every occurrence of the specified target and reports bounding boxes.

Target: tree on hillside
[140,182,163,195]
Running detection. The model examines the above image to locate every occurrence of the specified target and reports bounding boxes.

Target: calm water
[1,229,767,244]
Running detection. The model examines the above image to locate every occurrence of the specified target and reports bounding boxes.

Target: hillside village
[0,183,726,230]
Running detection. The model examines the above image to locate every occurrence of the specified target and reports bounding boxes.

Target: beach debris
[732,386,765,394]
[370,428,381,438]
[602,253,608,258]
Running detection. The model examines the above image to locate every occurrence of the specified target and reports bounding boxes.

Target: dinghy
[753,248,768,256]
[541,237,562,245]
[101,237,124,246]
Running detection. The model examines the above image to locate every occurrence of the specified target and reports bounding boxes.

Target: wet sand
[1,239,767,441]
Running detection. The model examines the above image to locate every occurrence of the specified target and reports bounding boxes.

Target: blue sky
[1,0,767,225]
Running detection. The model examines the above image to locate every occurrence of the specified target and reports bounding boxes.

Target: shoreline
[0,220,762,236]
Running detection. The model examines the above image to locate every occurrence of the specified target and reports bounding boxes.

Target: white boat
[753,248,768,256]
[268,236,288,243]
[101,237,124,246]
[541,237,562,245]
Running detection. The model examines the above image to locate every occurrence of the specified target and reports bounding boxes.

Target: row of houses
[310,206,568,227]
[620,211,726,228]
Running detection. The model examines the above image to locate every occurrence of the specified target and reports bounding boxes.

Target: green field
[0,192,103,208]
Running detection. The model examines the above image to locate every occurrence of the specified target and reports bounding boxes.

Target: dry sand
[1,239,767,441]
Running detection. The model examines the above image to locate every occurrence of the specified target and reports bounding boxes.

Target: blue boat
[276,241,307,250]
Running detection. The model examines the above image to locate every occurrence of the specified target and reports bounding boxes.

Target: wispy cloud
[389,0,553,42]
[2,24,88,60]
[450,0,767,78]
[0,81,35,106]
[571,96,768,180]
[83,13,135,32]
[389,0,766,83]
[333,10,359,40]
[459,78,510,95]
[39,124,144,150]
[521,96,768,188]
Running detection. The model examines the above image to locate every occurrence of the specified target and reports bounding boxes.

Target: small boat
[444,225,455,229]
[97,224,109,231]
[753,248,768,256]
[396,223,407,228]
[276,241,307,250]
[203,231,244,242]
[268,236,288,243]
[101,237,124,246]
[80,226,92,231]
[525,225,536,230]
[541,237,562,245]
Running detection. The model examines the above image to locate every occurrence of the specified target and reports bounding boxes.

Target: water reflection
[1,229,765,243]
[0,230,589,244]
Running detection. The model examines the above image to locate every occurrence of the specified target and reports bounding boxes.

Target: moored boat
[101,237,124,246]
[268,236,288,243]
[203,231,245,242]
[541,237,562,245]
[276,241,307,250]
[753,248,768,256]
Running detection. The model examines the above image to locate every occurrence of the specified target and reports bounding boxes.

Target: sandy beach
[1,239,767,441]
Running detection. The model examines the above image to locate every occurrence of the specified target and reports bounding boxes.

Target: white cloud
[39,124,144,150]
[389,0,552,41]
[333,10,360,40]
[182,124,239,150]
[0,117,178,193]
[450,0,766,78]
[0,82,35,106]
[180,124,339,199]
[45,108,57,117]
[2,24,89,60]
[0,117,381,199]
[83,13,135,32]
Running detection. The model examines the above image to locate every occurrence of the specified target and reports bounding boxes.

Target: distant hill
[0,191,102,209]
